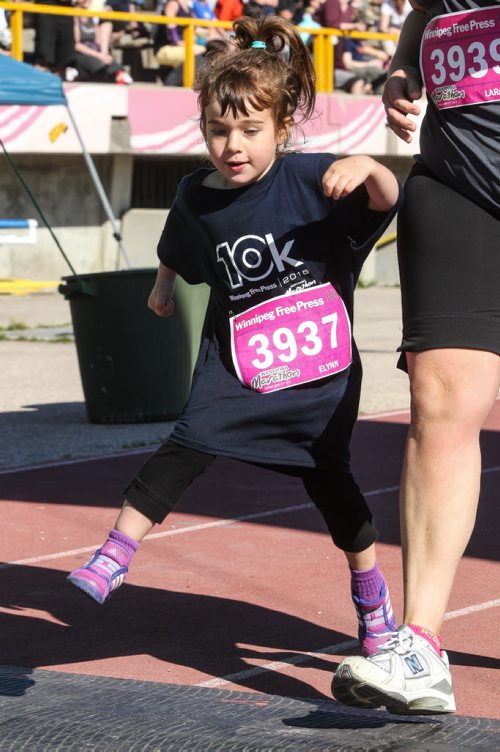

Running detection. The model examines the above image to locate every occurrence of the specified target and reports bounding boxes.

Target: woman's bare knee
[406,349,499,431]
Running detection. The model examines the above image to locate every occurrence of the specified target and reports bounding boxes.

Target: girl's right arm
[382,7,427,143]
[148,262,177,318]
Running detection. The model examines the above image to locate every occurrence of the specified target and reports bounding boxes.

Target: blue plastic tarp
[0,55,67,107]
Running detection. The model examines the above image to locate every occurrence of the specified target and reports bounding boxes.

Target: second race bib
[420,5,500,110]
[230,283,352,394]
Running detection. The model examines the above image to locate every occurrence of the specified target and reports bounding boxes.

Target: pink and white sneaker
[67,540,129,604]
[352,581,397,656]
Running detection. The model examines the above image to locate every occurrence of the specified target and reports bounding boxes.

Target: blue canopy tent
[0,54,66,106]
[0,56,131,266]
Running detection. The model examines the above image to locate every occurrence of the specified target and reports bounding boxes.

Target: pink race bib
[420,5,500,110]
[230,283,352,394]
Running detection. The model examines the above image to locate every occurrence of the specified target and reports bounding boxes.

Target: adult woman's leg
[332,164,499,713]
[331,356,499,714]
[401,348,500,635]
[396,165,500,639]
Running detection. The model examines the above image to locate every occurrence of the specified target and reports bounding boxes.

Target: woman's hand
[382,67,423,143]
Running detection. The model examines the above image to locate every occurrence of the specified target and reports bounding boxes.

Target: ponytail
[231,16,316,122]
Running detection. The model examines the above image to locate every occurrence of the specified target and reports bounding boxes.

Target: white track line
[1,400,498,689]
[2,463,499,570]
[0,585,493,693]
[0,459,498,687]
[0,484,401,571]
[197,640,358,688]
[199,600,500,689]
[444,598,500,621]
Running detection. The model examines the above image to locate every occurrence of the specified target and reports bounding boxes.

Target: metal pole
[67,105,132,269]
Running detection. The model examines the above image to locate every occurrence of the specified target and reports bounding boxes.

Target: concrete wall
[0,153,133,278]
[0,151,411,284]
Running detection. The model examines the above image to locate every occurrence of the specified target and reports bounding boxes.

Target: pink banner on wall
[128,88,388,155]
[0,84,395,155]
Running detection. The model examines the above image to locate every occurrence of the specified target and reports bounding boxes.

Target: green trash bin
[59,269,209,424]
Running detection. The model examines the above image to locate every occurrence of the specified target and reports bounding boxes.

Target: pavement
[0,285,410,470]
[2,284,499,751]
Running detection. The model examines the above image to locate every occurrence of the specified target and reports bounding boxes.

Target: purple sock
[350,562,384,602]
[105,528,140,566]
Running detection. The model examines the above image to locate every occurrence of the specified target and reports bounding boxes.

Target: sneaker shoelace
[378,629,415,655]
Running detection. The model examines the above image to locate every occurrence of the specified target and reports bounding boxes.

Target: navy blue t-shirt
[159,152,400,469]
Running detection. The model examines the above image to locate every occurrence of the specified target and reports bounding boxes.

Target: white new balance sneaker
[332,624,456,715]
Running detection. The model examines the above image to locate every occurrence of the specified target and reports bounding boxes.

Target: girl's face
[204,99,286,189]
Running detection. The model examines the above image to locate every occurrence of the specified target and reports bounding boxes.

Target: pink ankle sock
[408,623,441,654]
[350,562,384,601]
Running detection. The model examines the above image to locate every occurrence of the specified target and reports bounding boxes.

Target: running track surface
[0,404,498,721]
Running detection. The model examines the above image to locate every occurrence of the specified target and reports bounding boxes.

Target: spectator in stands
[378,0,410,55]
[341,33,389,93]
[214,0,243,22]
[297,0,322,48]
[159,0,197,45]
[153,0,213,74]
[244,0,280,18]
[34,0,75,78]
[277,0,296,22]
[356,0,382,31]
[72,0,133,82]
[192,0,217,46]
[91,0,150,52]
[314,0,378,93]
[193,0,215,20]
[98,0,134,57]
[163,35,229,85]
[314,0,366,38]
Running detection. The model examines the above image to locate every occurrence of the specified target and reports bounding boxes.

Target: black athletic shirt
[159,152,401,469]
[416,0,500,218]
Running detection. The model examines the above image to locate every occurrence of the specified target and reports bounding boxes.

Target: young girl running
[68,15,402,657]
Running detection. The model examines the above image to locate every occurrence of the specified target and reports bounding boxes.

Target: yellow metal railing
[0,1,397,92]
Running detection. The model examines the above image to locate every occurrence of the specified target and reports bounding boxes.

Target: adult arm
[163,0,183,44]
[382,5,427,142]
[379,4,391,34]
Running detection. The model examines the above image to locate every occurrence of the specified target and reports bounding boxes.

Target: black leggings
[124,441,378,553]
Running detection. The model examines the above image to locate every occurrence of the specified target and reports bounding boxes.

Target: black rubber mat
[0,666,498,750]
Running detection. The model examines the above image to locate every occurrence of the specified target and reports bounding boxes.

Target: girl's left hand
[322,156,374,200]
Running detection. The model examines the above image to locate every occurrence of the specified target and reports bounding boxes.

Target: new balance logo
[405,654,425,675]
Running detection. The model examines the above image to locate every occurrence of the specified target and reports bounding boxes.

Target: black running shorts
[397,162,500,370]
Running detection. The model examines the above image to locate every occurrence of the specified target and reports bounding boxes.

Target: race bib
[420,5,500,110]
[230,283,352,394]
